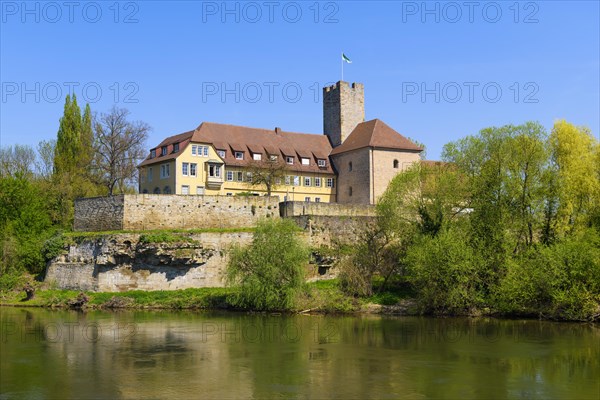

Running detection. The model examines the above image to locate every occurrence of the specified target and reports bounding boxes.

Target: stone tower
[323,81,365,147]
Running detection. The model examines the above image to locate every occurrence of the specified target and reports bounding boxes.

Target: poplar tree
[54,94,83,176]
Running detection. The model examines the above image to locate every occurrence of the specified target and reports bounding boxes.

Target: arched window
[393,159,399,169]
[153,187,161,194]
[348,162,353,172]
[142,189,148,194]
[163,186,171,194]
[349,186,353,196]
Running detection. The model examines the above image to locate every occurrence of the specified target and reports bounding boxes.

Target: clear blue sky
[1,0,599,160]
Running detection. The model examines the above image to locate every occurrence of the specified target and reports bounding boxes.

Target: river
[1,307,598,399]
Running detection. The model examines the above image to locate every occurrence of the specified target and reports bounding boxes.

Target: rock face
[45,233,253,292]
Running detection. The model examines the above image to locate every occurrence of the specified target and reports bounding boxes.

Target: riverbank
[0,279,421,315]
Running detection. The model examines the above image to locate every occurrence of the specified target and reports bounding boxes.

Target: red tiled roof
[139,122,334,174]
[138,130,194,166]
[330,119,423,155]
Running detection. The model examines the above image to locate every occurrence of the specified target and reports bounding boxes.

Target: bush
[405,225,484,314]
[498,229,600,320]
[225,218,308,311]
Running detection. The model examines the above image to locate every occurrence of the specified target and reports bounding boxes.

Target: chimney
[275,127,281,135]
[323,81,365,147]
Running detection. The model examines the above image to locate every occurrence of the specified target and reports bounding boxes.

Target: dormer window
[269,155,278,161]
[173,143,179,153]
[150,149,156,158]
[301,158,310,166]
[235,151,244,160]
[318,159,326,167]
[286,156,294,164]
[217,150,226,158]
[161,146,167,156]
[253,153,262,161]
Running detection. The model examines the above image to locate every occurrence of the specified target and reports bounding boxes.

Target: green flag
[342,53,352,63]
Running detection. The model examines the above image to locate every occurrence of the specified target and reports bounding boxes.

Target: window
[164,186,171,194]
[226,193,233,196]
[237,171,243,182]
[142,189,148,194]
[285,176,291,185]
[196,186,205,195]
[192,145,197,156]
[293,176,300,186]
[275,177,281,185]
[217,150,226,158]
[147,167,153,182]
[235,151,244,160]
[317,159,326,167]
[304,177,311,186]
[349,186,353,196]
[269,155,278,161]
[315,197,321,203]
[161,146,167,156]
[173,143,179,153]
[150,149,156,158]
[393,159,399,169]
[245,172,253,182]
[209,164,221,178]
[181,185,189,195]
[253,153,262,161]
[314,177,321,187]
[153,187,161,194]
[226,171,233,181]
[301,158,310,165]
[190,163,197,177]
[286,156,294,164]
[203,146,209,156]
[326,178,334,188]
[348,162,353,172]
[182,162,189,176]
[305,197,311,202]
[160,164,170,179]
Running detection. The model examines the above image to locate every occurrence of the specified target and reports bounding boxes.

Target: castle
[137,81,423,204]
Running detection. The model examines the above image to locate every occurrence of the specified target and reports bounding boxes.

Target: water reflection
[1,308,598,399]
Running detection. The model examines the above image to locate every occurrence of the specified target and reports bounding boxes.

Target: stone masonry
[323,82,365,147]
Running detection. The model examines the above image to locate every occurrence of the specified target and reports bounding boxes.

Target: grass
[0,279,416,313]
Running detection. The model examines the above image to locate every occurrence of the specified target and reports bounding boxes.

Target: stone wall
[45,232,253,291]
[279,200,375,218]
[74,195,281,232]
[74,196,125,231]
[323,81,365,147]
[290,215,377,247]
[331,148,373,204]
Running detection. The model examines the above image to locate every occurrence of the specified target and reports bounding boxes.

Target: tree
[36,140,56,179]
[225,218,308,310]
[0,145,36,178]
[247,157,288,196]
[548,120,599,237]
[54,94,83,176]
[92,106,150,195]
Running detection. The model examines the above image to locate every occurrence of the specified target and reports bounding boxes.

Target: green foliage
[41,232,67,261]
[0,270,28,291]
[226,218,308,310]
[497,229,600,320]
[405,225,484,314]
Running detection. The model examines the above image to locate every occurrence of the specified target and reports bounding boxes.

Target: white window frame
[196,186,205,195]
[285,176,291,185]
[190,163,197,177]
[235,151,244,160]
[181,185,189,195]
[192,145,197,156]
[301,158,310,166]
[326,178,334,188]
[315,197,321,203]
[161,146,167,156]
[218,150,226,158]
[182,162,189,176]
[314,177,321,187]
[203,146,209,157]
[209,164,221,178]
[286,156,294,164]
[304,177,311,186]
[226,171,233,181]
[150,149,156,158]
[147,167,153,182]
[173,143,179,152]
[237,171,243,182]
[253,153,262,161]
[160,164,170,179]
[304,197,311,202]
[317,159,326,167]
[293,176,300,186]
[269,155,278,161]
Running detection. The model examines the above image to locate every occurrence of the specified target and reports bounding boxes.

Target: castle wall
[371,149,421,202]
[331,148,373,204]
[74,196,125,232]
[279,200,375,218]
[323,82,365,147]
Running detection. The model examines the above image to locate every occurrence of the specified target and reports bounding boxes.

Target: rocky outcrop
[45,233,252,292]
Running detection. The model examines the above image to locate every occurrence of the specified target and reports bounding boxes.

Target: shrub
[225,218,308,311]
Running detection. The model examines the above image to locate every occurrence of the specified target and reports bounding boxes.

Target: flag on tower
[342,53,352,63]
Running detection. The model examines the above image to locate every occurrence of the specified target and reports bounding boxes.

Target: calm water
[0,308,598,399]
